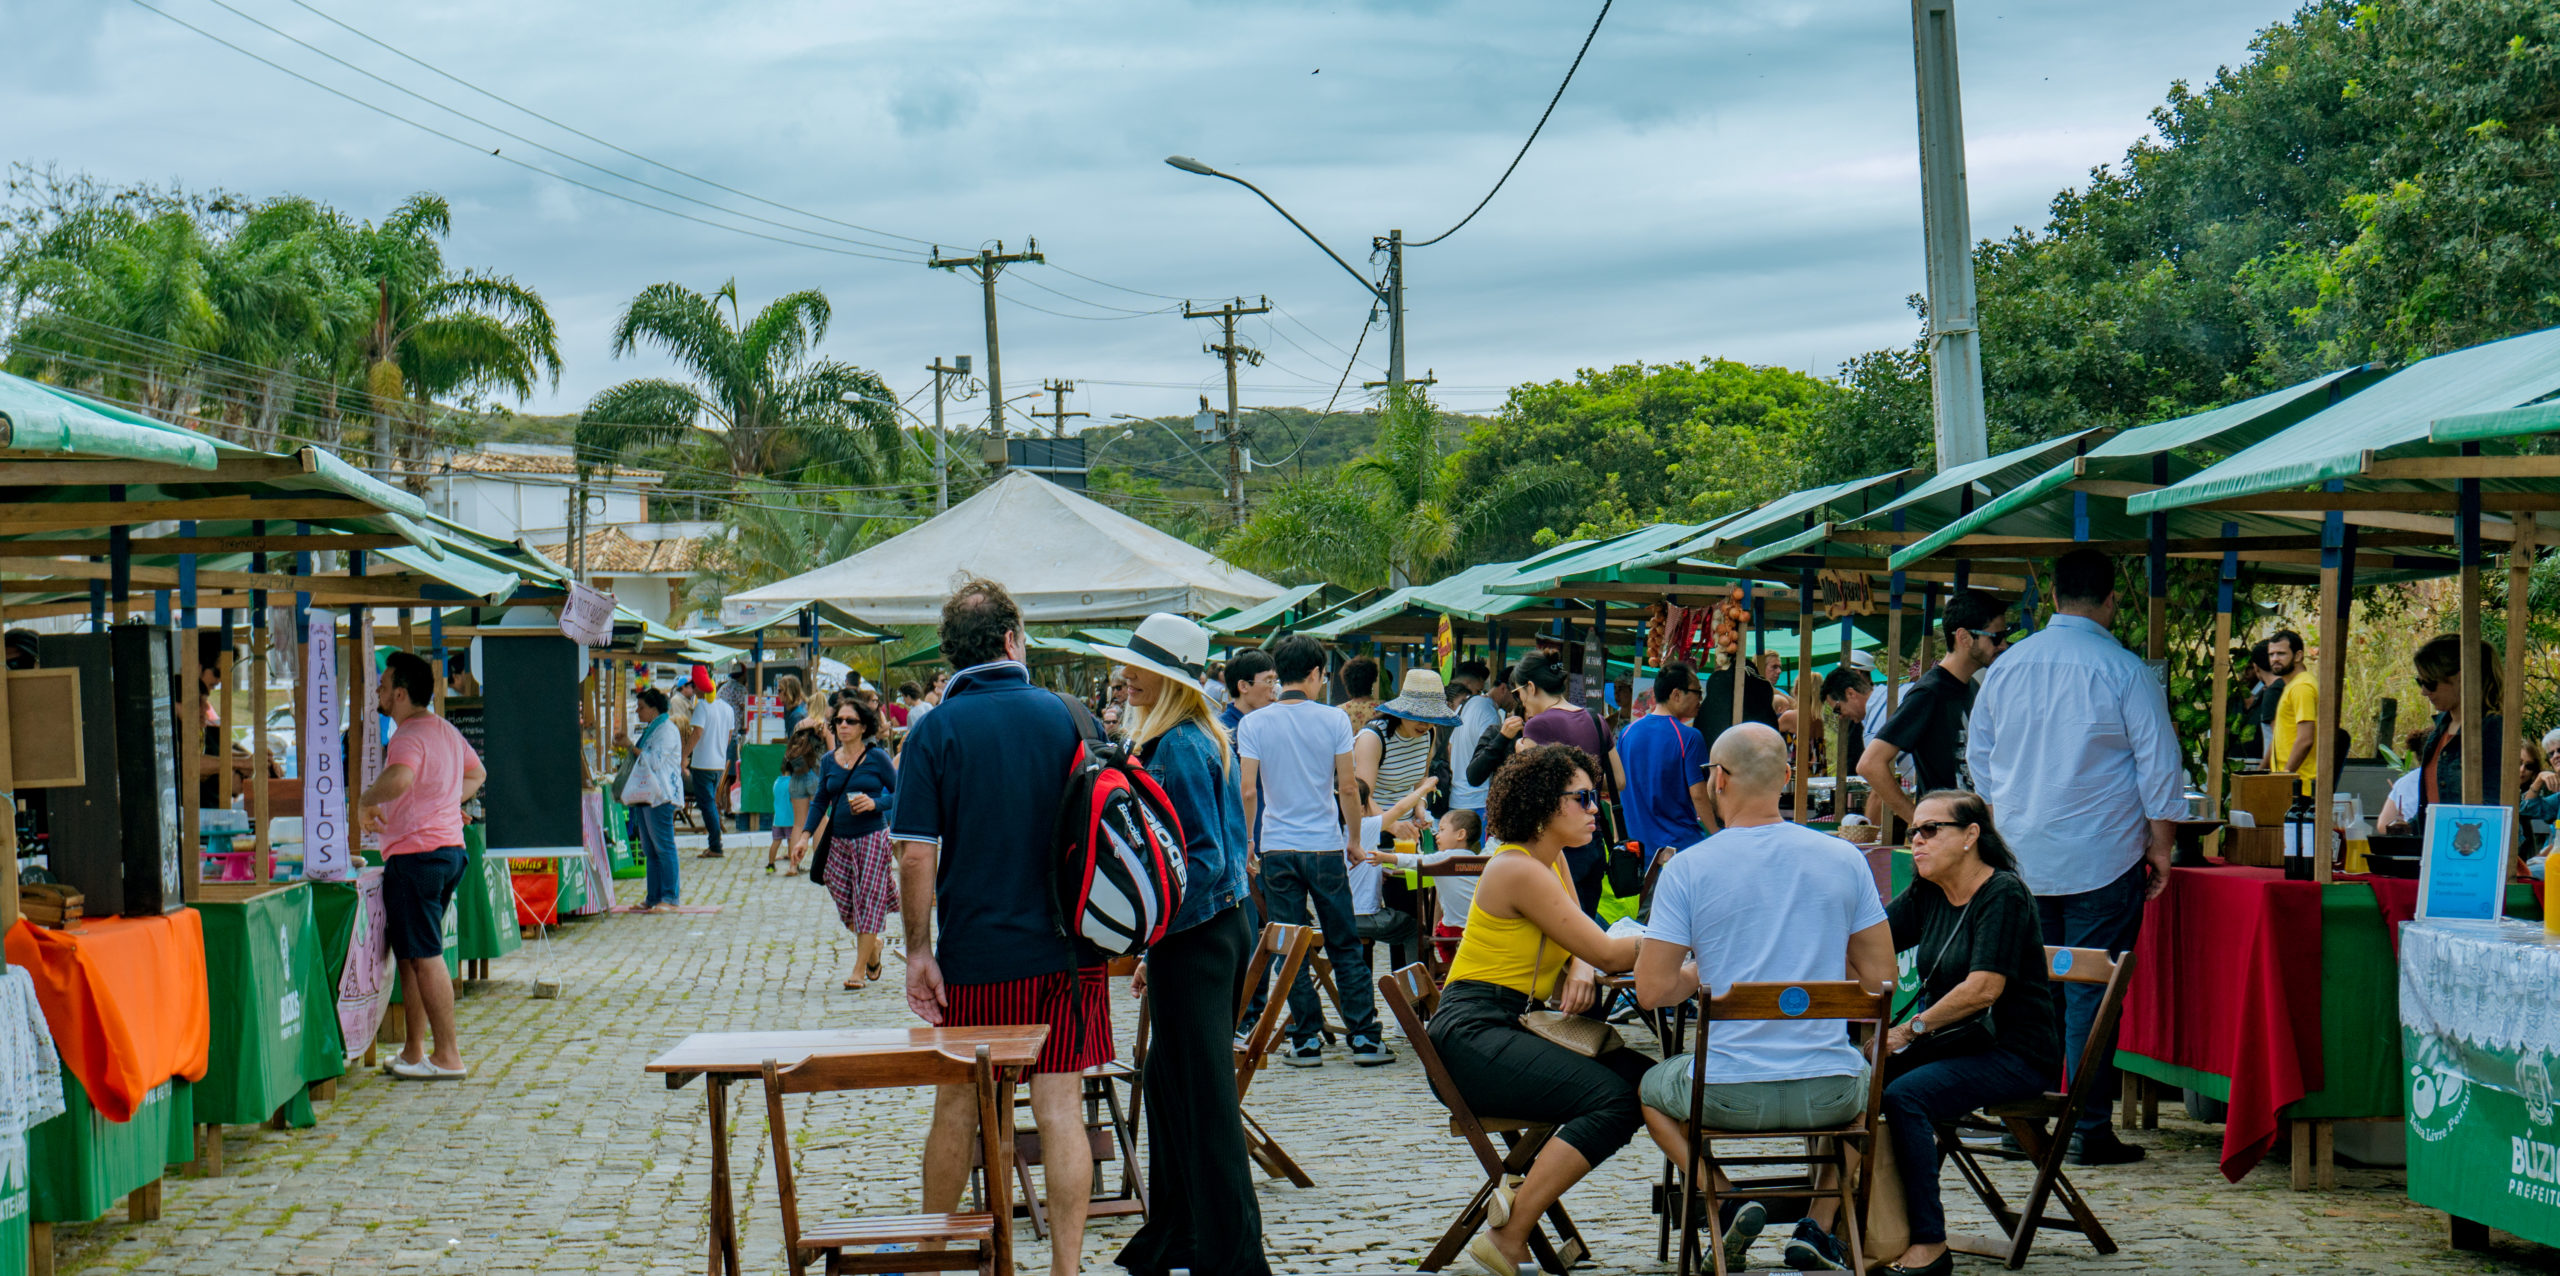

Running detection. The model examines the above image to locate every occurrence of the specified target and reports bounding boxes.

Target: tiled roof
[433,451,662,480]
[533,526,708,574]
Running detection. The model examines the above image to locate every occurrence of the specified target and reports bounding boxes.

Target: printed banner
[2419,804,2510,921]
[302,608,352,882]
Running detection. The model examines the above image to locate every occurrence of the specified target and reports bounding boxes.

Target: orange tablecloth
[5,913,211,1122]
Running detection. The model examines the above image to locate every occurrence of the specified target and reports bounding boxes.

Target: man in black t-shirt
[1858,590,2014,831]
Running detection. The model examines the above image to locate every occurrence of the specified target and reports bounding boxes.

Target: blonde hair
[1126,669,1229,770]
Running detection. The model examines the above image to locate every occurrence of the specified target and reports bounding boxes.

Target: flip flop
[843,975,866,990]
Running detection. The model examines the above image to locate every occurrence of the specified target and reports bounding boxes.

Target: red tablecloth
[2362,874,2541,954]
[2117,867,2323,1181]
[5,912,212,1122]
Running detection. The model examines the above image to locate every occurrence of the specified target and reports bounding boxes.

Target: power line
[282,0,939,249]
[1032,262,1193,302]
[1410,0,1614,249]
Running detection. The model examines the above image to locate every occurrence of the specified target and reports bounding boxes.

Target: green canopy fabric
[1482,520,1736,597]
[0,372,218,468]
[1725,437,2101,574]
[1204,582,1369,637]
[1668,471,1916,562]
[2133,324,2560,513]
[698,602,894,647]
[1890,366,2390,569]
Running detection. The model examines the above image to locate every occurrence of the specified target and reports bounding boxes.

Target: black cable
[1410,0,1613,248]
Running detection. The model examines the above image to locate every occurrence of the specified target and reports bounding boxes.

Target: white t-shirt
[689,697,736,770]
[1648,820,1889,1083]
[1451,694,1504,809]
[1350,816,1386,915]
[1394,848,1480,926]
[1861,686,1916,784]
[1238,698,1356,853]
[2386,768,2422,822]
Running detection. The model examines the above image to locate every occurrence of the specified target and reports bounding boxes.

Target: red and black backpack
[1051,694,1188,957]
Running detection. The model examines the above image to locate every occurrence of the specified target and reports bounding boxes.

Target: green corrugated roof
[1890,367,2385,568]
[699,602,894,646]
[1205,582,1333,635]
[2133,325,2560,514]
[1483,521,1727,596]
[1671,470,1916,558]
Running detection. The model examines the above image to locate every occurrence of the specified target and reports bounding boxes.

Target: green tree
[577,279,900,487]
[1220,385,1559,588]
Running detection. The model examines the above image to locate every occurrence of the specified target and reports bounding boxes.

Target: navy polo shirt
[890,660,1081,984]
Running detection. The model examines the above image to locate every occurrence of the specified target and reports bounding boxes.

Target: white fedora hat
[1092,613,1213,687]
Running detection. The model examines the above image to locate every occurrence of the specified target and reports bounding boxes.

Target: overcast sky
[6,0,2302,429]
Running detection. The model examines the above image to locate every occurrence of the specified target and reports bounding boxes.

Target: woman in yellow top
[1430,744,1644,1276]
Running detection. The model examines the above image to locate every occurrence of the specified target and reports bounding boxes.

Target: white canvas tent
[723,471,1284,625]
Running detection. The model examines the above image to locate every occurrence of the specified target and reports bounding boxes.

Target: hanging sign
[559,582,615,648]
[302,608,352,883]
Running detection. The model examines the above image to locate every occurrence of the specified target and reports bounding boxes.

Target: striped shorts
[941,967,1115,1075]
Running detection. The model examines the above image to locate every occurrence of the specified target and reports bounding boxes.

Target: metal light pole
[1912,0,1989,471]
[1165,156,1401,394]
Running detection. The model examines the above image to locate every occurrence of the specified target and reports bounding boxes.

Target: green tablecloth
[2120,881,2545,1121]
[310,870,393,1064]
[454,828,523,963]
[193,884,339,1128]
[2399,919,2560,1248]
[738,742,785,819]
[27,1072,191,1224]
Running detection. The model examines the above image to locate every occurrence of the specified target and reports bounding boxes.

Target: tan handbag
[1859,1112,1910,1263]
[1517,935,1626,1058]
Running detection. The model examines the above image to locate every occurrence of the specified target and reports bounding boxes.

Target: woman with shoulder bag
[1875,790,2063,1276]
[1100,615,1270,1276]
[1432,744,1645,1276]
[622,687,687,913]
[808,698,898,990]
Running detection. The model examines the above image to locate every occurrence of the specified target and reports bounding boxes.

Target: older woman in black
[1877,790,2061,1276]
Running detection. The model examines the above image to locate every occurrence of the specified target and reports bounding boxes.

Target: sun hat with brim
[1376,669,1462,727]
[1090,613,1214,689]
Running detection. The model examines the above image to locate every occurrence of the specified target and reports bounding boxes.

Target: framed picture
[2417,803,2511,922]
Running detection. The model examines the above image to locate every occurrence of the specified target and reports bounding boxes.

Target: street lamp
[1164,155,1405,390]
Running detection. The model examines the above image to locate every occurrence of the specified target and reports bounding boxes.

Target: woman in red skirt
[811,696,900,989]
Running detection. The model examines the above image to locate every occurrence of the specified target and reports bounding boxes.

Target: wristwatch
[1910,1015,1933,1036]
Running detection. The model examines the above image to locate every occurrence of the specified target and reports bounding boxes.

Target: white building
[422,443,721,628]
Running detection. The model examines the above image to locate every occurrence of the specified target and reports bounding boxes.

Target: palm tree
[204,197,354,449]
[682,482,911,620]
[330,194,561,488]
[1220,384,1562,588]
[5,208,223,419]
[575,279,900,486]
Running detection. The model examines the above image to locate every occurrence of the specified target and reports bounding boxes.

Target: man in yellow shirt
[2266,630,2319,789]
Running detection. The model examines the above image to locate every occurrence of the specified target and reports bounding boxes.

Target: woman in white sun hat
[1094,613,1270,1276]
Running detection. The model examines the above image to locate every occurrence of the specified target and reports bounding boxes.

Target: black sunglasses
[833,715,861,727]
[2416,676,2440,692]
[1910,819,1964,841]
[1568,788,1601,812]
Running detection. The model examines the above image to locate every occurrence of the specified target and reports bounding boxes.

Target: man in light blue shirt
[1446,660,1504,819]
[1967,549,2185,1166]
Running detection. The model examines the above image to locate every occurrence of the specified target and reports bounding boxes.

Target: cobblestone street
[50,843,2560,1275]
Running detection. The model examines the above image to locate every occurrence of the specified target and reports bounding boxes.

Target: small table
[2399,919,2560,1251]
[646,1027,1050,1276]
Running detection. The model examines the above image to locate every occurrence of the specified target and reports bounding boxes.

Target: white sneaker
[386,1057,468,1081]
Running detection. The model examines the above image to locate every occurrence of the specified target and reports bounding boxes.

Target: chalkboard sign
[35,634,124,909]
[444,696,487,763]
[476,637,582,851]
[109,625,183,914]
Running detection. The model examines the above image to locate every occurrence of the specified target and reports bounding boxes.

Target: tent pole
[2313,489,2347,886]
[2206,522,2239,823]
[2148,454,2171,660]
[1733,579,1753,729]
[1796,569,1815,822]
[2503,519,2536,813]
[2459,470,2485,807]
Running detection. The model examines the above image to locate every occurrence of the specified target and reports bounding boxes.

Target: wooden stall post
[2206,523,2239,822]
[2147,455,2171,659]
[179,523,202,902]
[1795,570,1815,822]
[1832,615,1853,808]
[1732,579,1752,728]
[0,589,17,933]
[2501,519,2534,812]
[2312,493,2348,888]
[1884,570,1905,716]
[2458,471,2485,806]
[218,620,236,812]
[250,526,274,886]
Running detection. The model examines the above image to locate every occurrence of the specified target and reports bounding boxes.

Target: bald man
[1631,724,1897,1272]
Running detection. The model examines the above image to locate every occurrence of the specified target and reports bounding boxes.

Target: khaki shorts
[1639,1056,1867,1130]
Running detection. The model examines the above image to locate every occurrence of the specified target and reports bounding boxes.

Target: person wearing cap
[1096,615,1271,1276]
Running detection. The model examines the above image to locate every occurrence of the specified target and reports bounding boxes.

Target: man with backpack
[894,577,1109,1276]
[1237,633,1394,1067]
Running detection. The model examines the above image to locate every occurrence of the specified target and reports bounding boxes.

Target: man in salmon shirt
[358,651,487,1080]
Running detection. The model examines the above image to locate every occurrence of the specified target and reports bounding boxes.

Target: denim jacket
[1143,720,1249,933]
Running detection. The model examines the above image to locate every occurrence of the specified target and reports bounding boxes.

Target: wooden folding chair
[970,960,1148,1237]
[1669,981,1890,1276]
[1379,963,1591,1275]
[1416,854,1491,980]
[1233,923,1319,1187]
[762,1046,1006,1276]
[1939,946,2136,1268]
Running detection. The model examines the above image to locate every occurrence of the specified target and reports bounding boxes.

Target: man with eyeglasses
[1967,548,2185,1167]
[1858,588,2011,834]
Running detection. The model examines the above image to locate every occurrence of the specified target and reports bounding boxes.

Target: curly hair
[1486,743,1599,845]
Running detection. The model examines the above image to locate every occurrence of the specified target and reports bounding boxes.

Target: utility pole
[928,240,1043,471]
[926,355,970,512]
[1912,0,1989,471]
[1183,295,1271,526]
[1032,379,1088,438]
[1374,229,1407,392]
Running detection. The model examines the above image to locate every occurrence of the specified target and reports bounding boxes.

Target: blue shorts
[383,844,466,961]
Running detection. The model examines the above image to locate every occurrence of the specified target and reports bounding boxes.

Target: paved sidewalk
[49,841,2560,1274]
